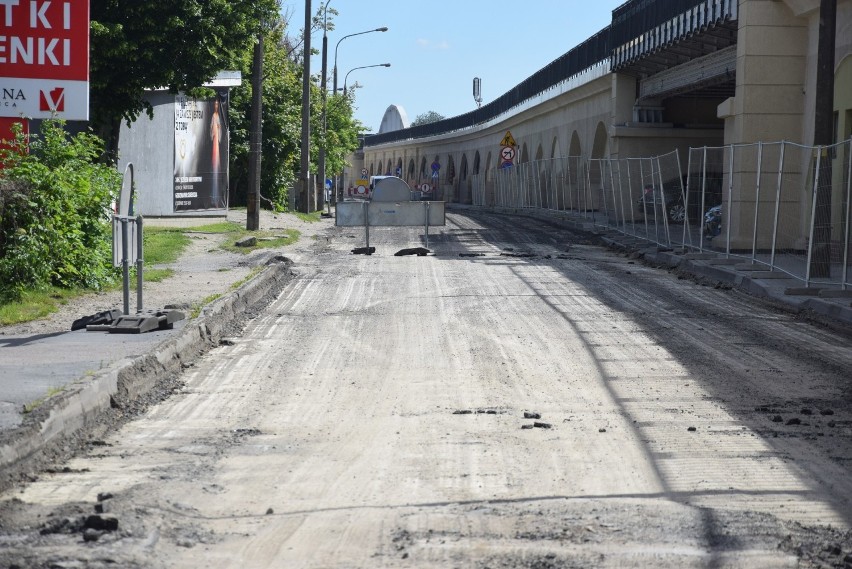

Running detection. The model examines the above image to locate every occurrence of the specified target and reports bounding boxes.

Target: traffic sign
[431,161,440,172]
[395,166,401,176]
[421,183,432,193]
[500,161,513,169]
[500,130,516,147]
[431,171,439,180]
[500,146,516,162]
[361,168,368,177]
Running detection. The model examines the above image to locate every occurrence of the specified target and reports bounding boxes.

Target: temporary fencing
[480,139,852,289]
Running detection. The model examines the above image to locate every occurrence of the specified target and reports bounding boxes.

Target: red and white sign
[0,0,90,120]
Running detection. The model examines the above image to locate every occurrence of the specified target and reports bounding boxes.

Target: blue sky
[284,1,626,132]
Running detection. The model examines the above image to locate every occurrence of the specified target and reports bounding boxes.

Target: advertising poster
[0,0,90,120]
[174,91,229,211]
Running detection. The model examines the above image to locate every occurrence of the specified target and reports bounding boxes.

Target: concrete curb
[0,259,294,490]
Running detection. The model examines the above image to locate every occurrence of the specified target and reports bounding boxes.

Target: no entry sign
[0,0,90,120]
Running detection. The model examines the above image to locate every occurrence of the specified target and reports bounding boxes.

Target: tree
[229,28,303,210]
[89,0,280,159]
[410,111,446,127]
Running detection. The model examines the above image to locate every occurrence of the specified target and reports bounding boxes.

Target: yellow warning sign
[500,130,516,147]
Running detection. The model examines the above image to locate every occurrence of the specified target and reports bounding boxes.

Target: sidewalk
[0,209,329,488]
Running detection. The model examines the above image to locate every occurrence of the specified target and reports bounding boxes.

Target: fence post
[752,142,763,263]
[770,142,785,270]
[805,148,822,286]
[843,138,852,289]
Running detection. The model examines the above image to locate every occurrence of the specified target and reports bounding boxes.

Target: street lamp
[333,27,388,95]
[343,63,391,94]
[319,0,333,213]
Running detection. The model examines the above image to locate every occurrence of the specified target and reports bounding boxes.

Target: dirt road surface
[1,209,851,568]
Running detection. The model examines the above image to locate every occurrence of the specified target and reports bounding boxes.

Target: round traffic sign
[421,183,432,193]
[500,146,516,162]
[431,161,440,172]
[356,185,367,195]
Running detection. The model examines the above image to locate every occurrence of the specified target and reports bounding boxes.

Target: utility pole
[810,0,836,278]
[246,33,264,231]
[299,0,312,213]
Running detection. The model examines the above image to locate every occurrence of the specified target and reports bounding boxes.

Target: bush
[0,120,121,302]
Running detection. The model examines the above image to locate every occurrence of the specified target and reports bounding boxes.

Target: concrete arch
[396,157,403,177]
[446,155,456,202]
[473,151,481,175]
[420,156,427,179]
[385,159,393,175]
[551,136,560,159]
[520,143,529,164]
[591,121,608,159]
[569,131,582,157]
[407,158,415,180]
[459,154,471,204]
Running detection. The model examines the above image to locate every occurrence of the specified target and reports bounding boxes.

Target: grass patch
[1,219,298,326]
[143,228,192,264]
[220,228,300,254]
[230,267,264,290]
[191,293,222,319]
[293,210,323,223]
[23,386,66,414]
[0,286,82,326]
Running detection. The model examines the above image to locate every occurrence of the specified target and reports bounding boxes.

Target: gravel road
[1,208,850,568]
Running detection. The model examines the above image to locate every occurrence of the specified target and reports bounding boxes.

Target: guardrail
[477,140,852,290]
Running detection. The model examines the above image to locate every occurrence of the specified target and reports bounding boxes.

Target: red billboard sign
[0,0,90,120]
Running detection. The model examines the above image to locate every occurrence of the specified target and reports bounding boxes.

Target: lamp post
[333,27,388,95]
[343,63,391,94]
[318,0,332,214]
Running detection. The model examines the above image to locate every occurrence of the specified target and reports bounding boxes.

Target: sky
[283,0,627,132]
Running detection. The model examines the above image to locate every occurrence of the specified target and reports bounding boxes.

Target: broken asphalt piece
[800,408,813,415]
[459,252,485,257]
[771,415,783,423]
[97,492,113,502]
[820,409,835,415]
[599,428,607,433]
[394,247,430,256]
[84,515,119,532]
[533,422,552,429]
[235,235,257,248]
[786,417,802,425]
[687,426,697,432]
[524,412,541,420]
[351,246,376,255]
[521,424,534,430]
[452,409,473,415]
[500,251,538,258]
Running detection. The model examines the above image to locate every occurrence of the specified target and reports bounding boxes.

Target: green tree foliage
[0,121,121,302]
[229,29,302,210]
[89,0,280,156]
[410,111,446,127]
[228,23,365,211]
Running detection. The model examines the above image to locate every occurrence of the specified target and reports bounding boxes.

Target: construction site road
[1,208,851,568]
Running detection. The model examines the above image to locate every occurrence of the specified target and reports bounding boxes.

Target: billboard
[0,0,90,120]
[173,92,229,211]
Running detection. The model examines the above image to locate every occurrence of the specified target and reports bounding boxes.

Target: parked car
[636,184,686,224]
[636,173,724,224]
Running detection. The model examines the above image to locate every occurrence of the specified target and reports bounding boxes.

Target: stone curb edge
[0,259,294,489]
